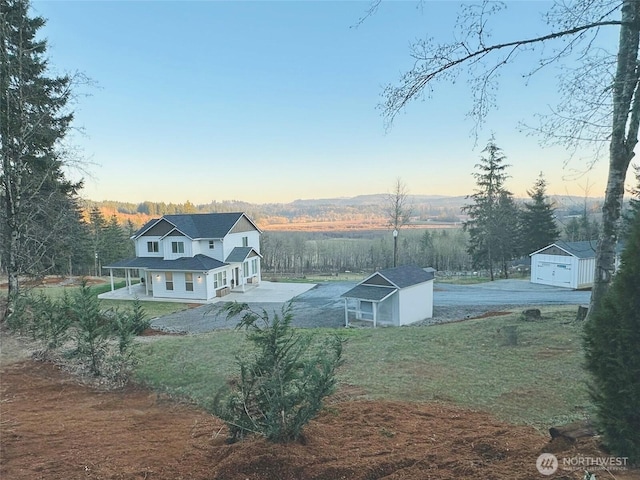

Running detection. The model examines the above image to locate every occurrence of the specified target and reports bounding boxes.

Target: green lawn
[134,306,591,430]
[1,280,192,319]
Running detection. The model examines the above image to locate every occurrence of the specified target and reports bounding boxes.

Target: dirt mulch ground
[1,360,638,480]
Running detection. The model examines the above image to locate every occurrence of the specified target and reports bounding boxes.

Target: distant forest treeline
[84,194,606,232]
[2,194,605,279]
[70,194,606,278]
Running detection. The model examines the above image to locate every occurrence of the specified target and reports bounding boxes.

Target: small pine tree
[583,206,640,463]
[520,173,560,254]
[72,280,110,375]
[214,302,344,443]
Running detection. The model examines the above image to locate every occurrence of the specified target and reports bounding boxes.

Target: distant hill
[83,194,607,232]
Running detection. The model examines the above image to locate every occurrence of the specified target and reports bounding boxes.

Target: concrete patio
[97,281,317,305]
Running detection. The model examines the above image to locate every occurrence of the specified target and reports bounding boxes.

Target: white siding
[397,281,433,326]
[163,236,192,260]
[136,236,163,258]
[196,239,224,261]
[530,254,577,288]
[223,231,261,260]
[577,258,595,289]
[149,271,208,300]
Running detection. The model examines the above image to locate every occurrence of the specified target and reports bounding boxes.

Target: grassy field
[135,305,591,431]
[0,281,192,319]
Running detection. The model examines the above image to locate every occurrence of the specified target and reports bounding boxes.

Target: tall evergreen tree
[1,0,82,313]
[520,173,560,254]
[102,214,128,267]
[584,204,640,463]
[462,138,518,280]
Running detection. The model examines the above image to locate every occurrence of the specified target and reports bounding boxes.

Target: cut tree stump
[521,308,541,321]
[549,420,596,442]
[576,305,589,322]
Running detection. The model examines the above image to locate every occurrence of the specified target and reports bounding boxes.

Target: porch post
[109,269,115,292]
[344,298,349,327]
[373,302,377,328]
[127,268,132,294]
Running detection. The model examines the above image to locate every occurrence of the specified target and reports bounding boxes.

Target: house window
[251,258,258,275]
[171,241,184,254]
[242,236,248,247]
[165,272,174,291]
[208,240,215,249]
[243,262,249,277]
[214,271,227,289]
[147,241,159,253]
[185,273,193,292]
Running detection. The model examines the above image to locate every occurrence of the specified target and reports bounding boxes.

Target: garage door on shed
[536,260,572,287]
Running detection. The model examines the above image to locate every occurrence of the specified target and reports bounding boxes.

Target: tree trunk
[589,0,640,316]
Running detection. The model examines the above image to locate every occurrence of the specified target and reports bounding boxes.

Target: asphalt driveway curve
[150,279,591,333]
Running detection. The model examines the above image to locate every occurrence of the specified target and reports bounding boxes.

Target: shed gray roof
[104,254,226,272]
[341,285,397,302]
[530,240,625,259]
[369,265,435,288]
[134,213,258,240]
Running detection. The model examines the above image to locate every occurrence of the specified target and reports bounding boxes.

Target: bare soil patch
[2,360,638,480]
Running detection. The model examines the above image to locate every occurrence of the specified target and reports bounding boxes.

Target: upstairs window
[171,241,184,254]
[208,240,215,249]
[242,236,249,247]
[147,241,159,253]
[165,272,174,291]
[185,273,194,292]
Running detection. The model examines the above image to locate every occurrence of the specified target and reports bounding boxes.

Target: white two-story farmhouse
[103,212,262,301]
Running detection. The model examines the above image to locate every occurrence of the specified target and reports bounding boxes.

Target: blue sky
[32,0,620,204]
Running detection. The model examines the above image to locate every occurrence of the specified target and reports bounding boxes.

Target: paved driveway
[150,279,591,333]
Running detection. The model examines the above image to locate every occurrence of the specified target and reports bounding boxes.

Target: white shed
[529,240,622,290]
[341,265,435,327]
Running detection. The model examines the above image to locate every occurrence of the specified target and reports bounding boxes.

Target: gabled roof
[363,265,435,289]
[225,246,262,263]
[133,212,260,240]
[341,285,397,302]
[533,240,596,259]
[341,265,434,302]
[103,254,226,272]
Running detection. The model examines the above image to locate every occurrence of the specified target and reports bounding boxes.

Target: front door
[233,267,240,289]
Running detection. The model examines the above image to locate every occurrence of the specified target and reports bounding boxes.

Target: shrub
[213,302,344,443]
[72,281,110,376]
[128,297,150,335]
[30,291,73,351]
[584,208,640,464]
[4,292,33,334]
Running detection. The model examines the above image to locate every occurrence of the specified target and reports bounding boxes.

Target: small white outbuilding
[529,240,622,290]
[341,265,435,327]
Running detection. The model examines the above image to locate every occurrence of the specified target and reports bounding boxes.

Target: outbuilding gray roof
[370,265,436,288]
[341,284,397,302]
[133,212,257,240]
[531,240,625,259]
[341,265,435,301]
[104,254,226,271]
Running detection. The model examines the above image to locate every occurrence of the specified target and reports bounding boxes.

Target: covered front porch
[341,284,398,328]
